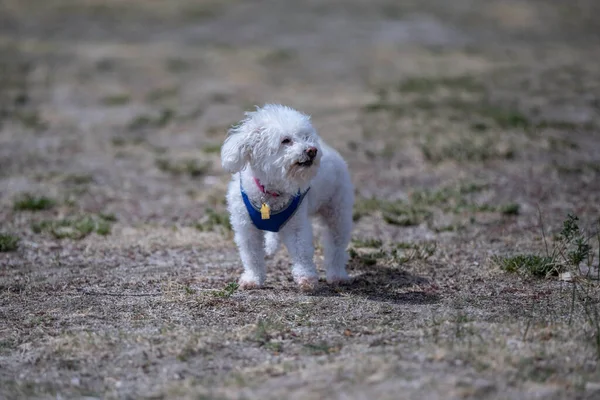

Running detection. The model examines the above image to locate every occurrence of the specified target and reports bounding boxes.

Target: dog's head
[221,104,322,188]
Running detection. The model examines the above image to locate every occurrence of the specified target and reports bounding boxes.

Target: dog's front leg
[233,226,266,289]
[281,211,319,291]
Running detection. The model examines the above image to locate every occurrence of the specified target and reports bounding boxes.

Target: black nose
[306,147,318,160]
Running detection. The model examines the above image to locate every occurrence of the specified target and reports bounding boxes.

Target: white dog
[221,104,354,290]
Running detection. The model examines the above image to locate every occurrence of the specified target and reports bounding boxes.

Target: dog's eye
[281,138,292,145]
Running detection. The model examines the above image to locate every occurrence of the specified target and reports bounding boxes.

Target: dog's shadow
[313,264,439,305]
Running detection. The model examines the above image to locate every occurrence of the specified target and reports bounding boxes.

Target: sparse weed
[501,203,520,216]
[356,250,387,266]
[195,208,231,233]
[99,213,117,222]
[350,241,436,266]
[14,194,55,211]
[165,58,190,73]
[184,285,196,295]
[421,134,516,163]
[146,87,179,102]
[202,143,222,154]
[0,233,19,252]
[351,238,383,248]
[550,214,595,272]
[128,108,174,130]
[252,318,286,351]
[156,158,210,178]
[493,254,557,277]
[32,215,114,239]
[398,76,483,93]
[261,49,296,65]
[181,3,221,21]
[213,282,239,298]
[453,311,473,339]
[479,106,530,130]
[393,242,437,264]
[362,101,398,114]
[263,341,283,353]
[254,319,272,344]
[303,341,340,355]
[14,110,47,130]
[411,183,487,212]
[102,94,130,106]
[63,174,94,185]
[434,223,465,233]
[353,197,430,226]
[354,182,513,227]
[496,213,600,357]
[95,219,112,236]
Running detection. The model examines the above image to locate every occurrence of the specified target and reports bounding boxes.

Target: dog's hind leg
[319,196,353,284]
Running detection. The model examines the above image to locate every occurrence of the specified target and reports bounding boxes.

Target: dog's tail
[264,231,281,256]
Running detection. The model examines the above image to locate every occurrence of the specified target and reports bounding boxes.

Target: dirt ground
[2,0,600,399]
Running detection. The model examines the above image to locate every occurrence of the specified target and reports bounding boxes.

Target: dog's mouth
[296,159,314,168]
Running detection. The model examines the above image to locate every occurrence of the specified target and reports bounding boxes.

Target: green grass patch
[165,58,190,73]
[493,254,558,277]
[479,106,531,129]
[63,174,94,185]
[180,3,221,21]
[32,215,114,240]
[14,110,47,130]
[101,94,131,106]
[412,183,498,214]
[500,203,520,216]
[349,249,387,266]
[195,208,231,233]
[303,341,340,355]
[495,214,597,279]
[128,108,174,130]
[261,49,296,65]
[0,233,19,252]
[349,241,436,266]
[421,134,516,163]
[145,87,178,102]
[201,143,222,154]
[362,101,402,115]
[398,76,483,93]
[99,213,117,222]
[212,282,239,298]
[354,182,506,225]
[412,183,485,206]
[13,194,55,211]
[433,224,465,233]
[392,242,437,263]
[353,197,431,225]
[351,238,383,248]
[252,318,286,348]
[156,158,210,178]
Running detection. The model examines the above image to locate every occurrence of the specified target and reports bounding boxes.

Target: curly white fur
[221,104,354,290]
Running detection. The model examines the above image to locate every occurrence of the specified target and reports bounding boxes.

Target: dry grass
[1,0,600,399]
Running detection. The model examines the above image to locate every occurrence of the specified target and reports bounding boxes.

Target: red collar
[253,177,280,197]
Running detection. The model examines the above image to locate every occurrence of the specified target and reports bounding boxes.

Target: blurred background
[2,1,600,398]
[1,0,599,224]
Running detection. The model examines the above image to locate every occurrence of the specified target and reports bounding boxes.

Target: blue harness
[241,181,310,232]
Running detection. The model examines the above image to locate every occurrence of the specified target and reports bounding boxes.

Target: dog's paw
[296,275,319,292]
[239,280,262,290]
[239,273,263,290]
[327,271,352,285]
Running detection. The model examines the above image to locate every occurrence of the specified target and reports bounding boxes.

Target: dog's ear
[221,129,251,173]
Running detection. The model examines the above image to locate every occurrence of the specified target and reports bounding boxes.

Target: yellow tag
[260,203,270,220]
